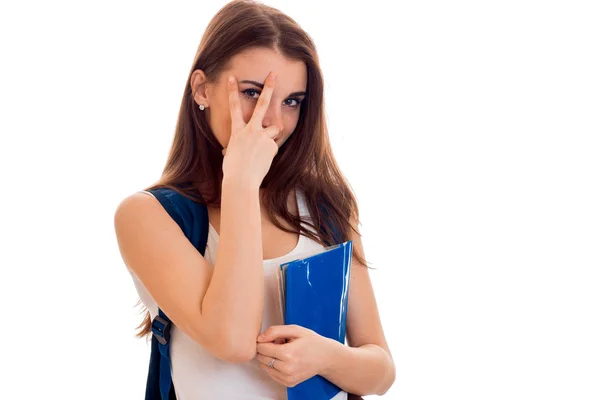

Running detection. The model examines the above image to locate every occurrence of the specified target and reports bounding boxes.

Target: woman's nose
[262,104,284,133]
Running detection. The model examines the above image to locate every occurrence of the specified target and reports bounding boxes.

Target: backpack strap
[143,188,209,400]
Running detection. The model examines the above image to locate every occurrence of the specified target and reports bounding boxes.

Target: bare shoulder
[115,192,163,241]
[113,190,204,277]
[114,190,158,218]
[114,191,177,232]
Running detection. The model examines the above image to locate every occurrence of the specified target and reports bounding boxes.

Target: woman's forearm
[201,178,264,360]
[321,340,396,396]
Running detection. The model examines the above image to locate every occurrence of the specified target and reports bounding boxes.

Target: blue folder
[279,240,353,400]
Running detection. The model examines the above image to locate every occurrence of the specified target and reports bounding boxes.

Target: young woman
[114,0,395,398]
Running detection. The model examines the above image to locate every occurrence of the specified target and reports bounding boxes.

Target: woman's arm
[114,178,264,363]
[320,295,395,396]
[199,178,265,360]
[320,217,396,396]
[255,215,396,395]
[321,340,395,396]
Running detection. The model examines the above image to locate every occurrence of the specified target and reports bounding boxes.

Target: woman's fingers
[248,71,277,128]
[228,76,245,133]
[263,125,280,140]
[255,353,280,369]
[223,124,278,157]
[221,71,280,187]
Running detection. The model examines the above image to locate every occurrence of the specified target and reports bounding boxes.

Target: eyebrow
[239,80,306,97]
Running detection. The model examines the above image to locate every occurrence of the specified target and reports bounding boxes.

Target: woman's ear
[190,69,210,108]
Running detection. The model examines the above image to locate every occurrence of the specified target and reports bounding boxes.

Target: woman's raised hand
[221,72,280,188]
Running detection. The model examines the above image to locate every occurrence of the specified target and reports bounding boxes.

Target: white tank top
[129,188,348,400]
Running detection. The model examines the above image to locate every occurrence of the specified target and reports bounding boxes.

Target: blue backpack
[143,187,341,400]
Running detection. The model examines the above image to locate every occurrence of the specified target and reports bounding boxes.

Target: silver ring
[268,358,276,369]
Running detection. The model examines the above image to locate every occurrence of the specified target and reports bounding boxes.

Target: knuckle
[280,349,291,360]
[286,378,297,388]
[281,364,293,375]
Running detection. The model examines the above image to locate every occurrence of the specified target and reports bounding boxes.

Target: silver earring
[199,104,205,111]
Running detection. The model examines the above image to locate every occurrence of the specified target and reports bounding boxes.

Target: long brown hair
[136,0,369,338]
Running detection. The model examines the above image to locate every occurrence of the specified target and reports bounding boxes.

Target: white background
[1,0,599,399]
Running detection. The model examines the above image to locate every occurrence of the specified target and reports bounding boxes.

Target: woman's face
[191,47,308,149]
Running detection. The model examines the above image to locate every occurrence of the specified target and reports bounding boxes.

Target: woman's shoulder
[138,187,207,220]
[116,188,205,234]
[114,191,172,236]
[114,189,211,269]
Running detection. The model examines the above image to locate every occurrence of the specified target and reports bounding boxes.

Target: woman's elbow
[224,344,257,363]
[204,330,257,363]
[191,315,258,363]
[377,358,396,395]
[214,339,257,363]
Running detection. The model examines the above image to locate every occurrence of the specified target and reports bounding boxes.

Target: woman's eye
[242,89,260,99]
[241,89,302,109]
[285,98,301,108]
